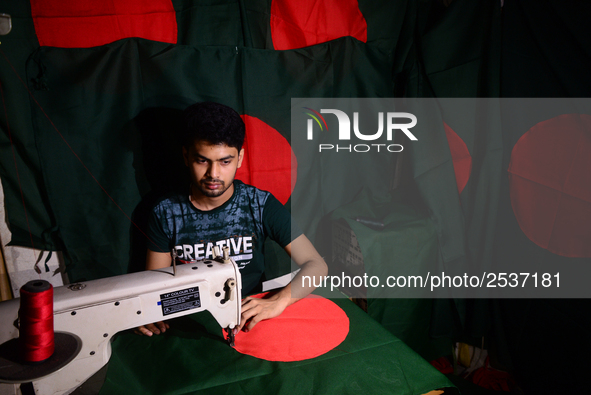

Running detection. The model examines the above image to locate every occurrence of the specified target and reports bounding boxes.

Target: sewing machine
[0,246,241,395]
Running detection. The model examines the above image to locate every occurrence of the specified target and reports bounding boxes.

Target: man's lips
[203,181,223,189]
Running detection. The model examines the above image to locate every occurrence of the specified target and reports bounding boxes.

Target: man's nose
[207,162,220,179]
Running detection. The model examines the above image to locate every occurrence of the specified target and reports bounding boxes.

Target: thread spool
[19,280,55,363]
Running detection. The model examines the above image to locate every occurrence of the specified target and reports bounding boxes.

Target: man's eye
[196,159,207,164]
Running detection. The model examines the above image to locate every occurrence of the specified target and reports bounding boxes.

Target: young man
[136,102,327,336]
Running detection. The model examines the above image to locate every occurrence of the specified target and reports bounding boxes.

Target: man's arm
[146,249,173,270]
[235,234,328,333]
[133,250,172,336]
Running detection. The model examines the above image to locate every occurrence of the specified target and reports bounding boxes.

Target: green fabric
[0,1,56,249]
[407,0,502,270]
[495,1,591,390]
[501,0,591,97]
[173,0,246,47]
[367,299,453,362]
[330,188,438,298]
[413,0,501,98]
[327,189,452,361]
[403,0,503,344]
[99,297,456,395]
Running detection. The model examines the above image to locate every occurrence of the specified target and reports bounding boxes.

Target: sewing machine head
[0,249,241,395]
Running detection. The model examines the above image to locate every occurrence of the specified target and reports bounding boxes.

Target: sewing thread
[19,280,54,363]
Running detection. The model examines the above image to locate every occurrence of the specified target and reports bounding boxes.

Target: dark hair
[181,102,245,151]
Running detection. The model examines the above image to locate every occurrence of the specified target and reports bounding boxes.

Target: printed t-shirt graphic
[147,181,297,293]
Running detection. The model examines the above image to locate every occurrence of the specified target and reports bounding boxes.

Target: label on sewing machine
[158,286,201,316]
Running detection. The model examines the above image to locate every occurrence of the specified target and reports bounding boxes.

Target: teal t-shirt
[147,180,299,293]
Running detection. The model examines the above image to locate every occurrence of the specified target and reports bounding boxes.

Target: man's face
[183,140,244,199]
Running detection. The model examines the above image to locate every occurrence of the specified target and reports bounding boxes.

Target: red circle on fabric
[444,122,472,194]
[508,114,591,258]
[30,0,177,48]
[270,0,368,50]
[223,293,349,361]
[236,115,296,205]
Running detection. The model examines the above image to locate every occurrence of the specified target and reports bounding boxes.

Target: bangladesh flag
[0,0,413,283]
[496,0,591,392]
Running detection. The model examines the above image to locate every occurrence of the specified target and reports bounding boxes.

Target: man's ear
[182,146,189,166]
[237,148,244,168]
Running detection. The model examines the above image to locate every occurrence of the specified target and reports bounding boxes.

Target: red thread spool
[19,280,55,363]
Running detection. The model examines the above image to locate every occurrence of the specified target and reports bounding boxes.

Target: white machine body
[0,256,242,395]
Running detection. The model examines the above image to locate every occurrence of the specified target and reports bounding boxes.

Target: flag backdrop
[0,0,411,281]
[1,1,590,392]
[365,0,503,362]
[496,1,591,393]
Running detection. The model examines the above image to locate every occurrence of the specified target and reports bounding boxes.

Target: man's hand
[233,234,328,334]
[137,250,173,336]
[234,294,290,333]
[134,321,169,336]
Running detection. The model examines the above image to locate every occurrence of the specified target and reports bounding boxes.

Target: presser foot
[226,327,235,347]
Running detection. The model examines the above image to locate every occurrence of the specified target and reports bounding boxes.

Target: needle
[171,249,177,276]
